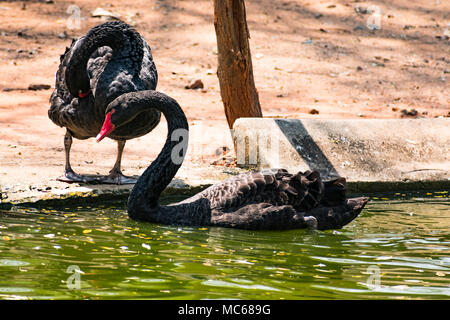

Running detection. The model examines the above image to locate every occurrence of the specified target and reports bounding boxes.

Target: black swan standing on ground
[96,90,369,230]
[48,21,160,184]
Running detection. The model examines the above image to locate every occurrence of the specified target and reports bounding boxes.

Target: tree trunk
[213,0,263,129]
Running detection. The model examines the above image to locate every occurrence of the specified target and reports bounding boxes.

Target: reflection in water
[0,191,449,299]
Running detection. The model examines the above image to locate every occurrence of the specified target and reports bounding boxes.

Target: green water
[0,192,449,300]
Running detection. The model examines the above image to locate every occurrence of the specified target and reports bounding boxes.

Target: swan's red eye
[96,110,115,142]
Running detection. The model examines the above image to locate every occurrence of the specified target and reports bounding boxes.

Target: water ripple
[0,195,449,299]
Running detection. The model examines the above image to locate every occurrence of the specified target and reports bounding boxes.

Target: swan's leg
[64,130,73,172]
[99,140,138,185]
[57,130,99,184]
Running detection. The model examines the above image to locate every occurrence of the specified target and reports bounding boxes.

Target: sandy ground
[0,0,449,189]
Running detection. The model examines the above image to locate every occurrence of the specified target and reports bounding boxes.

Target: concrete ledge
[0,166,247,208]
[3,177,447,210]
[0,184,205,209]
[232,118,450,189]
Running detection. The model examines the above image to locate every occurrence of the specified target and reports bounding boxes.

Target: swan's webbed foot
[57,169,100,184]
[94,140,137,185]
[98,170,138,185]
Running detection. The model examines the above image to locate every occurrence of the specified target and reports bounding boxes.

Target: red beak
[96,110,115,142]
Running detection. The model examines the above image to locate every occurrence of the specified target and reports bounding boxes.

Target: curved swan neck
[66,21,144,97]
[121,91,189,219]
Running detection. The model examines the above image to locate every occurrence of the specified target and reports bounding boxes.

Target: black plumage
[48,21,160,184]
[98,91,369,230]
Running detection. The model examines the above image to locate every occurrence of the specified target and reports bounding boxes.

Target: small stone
[356,66,363,71]
[58,31,68,39]
[185,79,204,90]
[309,109,319,115]
[354,6,368,14]
[400,109,418,117]
[91,7,121,20]
[436,35,449,40]
[28,84,51,91]
[374,56,390,63]
[372,62,385,67]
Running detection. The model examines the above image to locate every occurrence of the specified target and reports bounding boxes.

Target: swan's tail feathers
[289,170,324,211]
[307,197,369,230]
[322,177,347,206]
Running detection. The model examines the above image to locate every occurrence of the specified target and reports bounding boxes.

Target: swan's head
[96,99,134,142]
[66,71,91,98]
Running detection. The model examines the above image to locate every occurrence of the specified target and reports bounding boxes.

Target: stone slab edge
[1,175,448,210]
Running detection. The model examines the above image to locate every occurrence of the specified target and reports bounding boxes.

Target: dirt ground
[0,0,449,188]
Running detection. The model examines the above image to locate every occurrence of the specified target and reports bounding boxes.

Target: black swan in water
[96,90,369,230]
[48,21,160,184]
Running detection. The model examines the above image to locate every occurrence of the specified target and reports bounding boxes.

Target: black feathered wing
[48,37,101,139]
[48,22,160,140]
[182,169,366,230]
[188,169,328,211]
